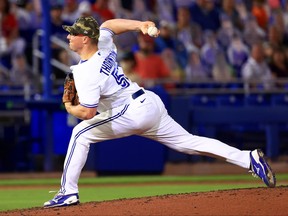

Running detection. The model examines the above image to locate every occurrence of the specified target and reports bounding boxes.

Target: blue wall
[1,88,288,172]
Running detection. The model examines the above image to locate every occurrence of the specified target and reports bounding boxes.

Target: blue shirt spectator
[200,30,221,75]
[50,4,71,41]
[190,0,221,32]
[227,35,250,77]
[154,20,188,69]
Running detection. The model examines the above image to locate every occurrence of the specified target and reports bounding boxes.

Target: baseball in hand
[147,26,158,37]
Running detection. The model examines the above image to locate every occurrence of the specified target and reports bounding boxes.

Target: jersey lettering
[100,51,130,88]
[100,51,117,75]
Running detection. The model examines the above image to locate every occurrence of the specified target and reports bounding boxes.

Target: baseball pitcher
[44,16,276,208]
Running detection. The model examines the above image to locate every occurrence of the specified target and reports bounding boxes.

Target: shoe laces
[48,190,64,199]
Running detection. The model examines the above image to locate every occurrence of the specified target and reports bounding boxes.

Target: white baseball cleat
[44,192,79,208]
[249,149,276,188]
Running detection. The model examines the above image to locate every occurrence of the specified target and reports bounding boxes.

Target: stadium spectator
[107,0,138,54]
[130,0,157,21]
[190,0,221,32]
[212,50,235,82]
[156,0,177,23]
[0,0,26,70]
[91,0,115,23]
[12,0,41,65]
[263,23,288,61]
[154,20,188,69]
[241,42,275,89]
[77,1,101,22]
[268,48,288,79]
[241,0,254,11]
[227,34,250,77]
[267,18,288,50]
[62,0,80,25]
[117,0,134,12]
[114,32,138,56]
[9,54,36,86]
[10,0,41,36]
[268,25,284,48]
[283,2,288,30]
[185,50,209,81]
[200,30,221,75]
[217,16,241,50]
[220,0,244,31]
[0,64,10,84]
[50,4,71,79]
[267,0,283,11]
[176,6,202,52]
[161,48,184,81]
[251,0,269,31]
[50,4,70,41]
[242,14,266,48]
[1,0,285,91]
[271,10,288,38]
[105,0,131,19]
[235,0,250,22]
[134,33,171,85]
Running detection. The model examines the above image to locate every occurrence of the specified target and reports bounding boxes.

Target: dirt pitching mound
[1,187,287,216]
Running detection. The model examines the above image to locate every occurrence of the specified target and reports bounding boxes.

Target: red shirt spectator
[91,0,115,22]
[0,0,18,41]
[134,33,170,80]
[252,0,269,30]
[2,13,18,38]
[134,52,170,79]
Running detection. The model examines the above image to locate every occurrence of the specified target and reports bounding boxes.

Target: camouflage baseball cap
[62,16,99,39]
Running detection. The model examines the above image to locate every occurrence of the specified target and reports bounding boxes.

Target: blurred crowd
[1,0,288,90]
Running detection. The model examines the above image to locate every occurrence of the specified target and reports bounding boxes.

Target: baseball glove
[62,73,79,105]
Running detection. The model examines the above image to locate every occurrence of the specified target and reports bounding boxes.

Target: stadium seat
[244,94,271,106]
[271,94,288,106]
[190,94,216,107]
[216,94,245,107]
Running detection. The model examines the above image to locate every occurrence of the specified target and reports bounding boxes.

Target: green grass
[0,184,259,211]
[2,173,288,186]
[0,174,287,211]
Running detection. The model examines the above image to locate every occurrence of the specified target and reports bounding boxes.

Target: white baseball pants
[60,90,251,194]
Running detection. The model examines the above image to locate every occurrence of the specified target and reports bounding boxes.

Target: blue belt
[132,89,145,100]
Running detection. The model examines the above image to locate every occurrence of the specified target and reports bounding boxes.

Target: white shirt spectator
[241,57,274,89]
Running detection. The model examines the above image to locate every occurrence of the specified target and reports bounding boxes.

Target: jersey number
[112,69,130,88]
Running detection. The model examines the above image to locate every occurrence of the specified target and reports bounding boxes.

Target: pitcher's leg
[60,132,90,194]
[60,106,131,194]
[143,110,250,169]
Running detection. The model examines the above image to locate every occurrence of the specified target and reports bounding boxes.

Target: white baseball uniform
[60,28,251,195]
